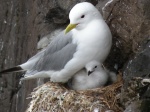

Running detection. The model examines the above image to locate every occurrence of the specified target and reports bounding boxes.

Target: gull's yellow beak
[65,24,77,34]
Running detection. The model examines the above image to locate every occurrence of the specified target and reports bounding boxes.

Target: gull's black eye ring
[81,15,85,18]
[94,66,97,68]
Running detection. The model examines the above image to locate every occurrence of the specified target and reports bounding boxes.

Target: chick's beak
[65,24,77,34]
[88,71,93,76]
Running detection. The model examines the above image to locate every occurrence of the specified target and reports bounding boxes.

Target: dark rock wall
[0,0,58,111]
[0,0,149,112]
[123,40,150,112]
[104,0,150,70]
[0,0,38,112]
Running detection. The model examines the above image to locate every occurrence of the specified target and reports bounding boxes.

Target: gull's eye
[81,15,85,18]
[94,66,97,68]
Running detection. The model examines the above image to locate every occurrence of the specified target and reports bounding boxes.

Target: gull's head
[65,2,102,34]
[85,61,102,76]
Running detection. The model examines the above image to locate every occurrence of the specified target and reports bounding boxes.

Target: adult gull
[0,2,112,83]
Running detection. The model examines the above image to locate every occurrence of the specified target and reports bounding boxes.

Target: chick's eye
[81,15,85,18]
[94,66,97,68]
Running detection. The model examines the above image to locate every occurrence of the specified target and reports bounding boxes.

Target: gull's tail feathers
[0,66,24,74]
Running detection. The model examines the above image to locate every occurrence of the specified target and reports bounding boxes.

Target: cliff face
[0,0,59,111]
[0,0,149,112]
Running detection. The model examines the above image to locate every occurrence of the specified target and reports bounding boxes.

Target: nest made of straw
[26,73,123,112]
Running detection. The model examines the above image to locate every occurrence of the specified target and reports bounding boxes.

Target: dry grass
[26,73,123,112]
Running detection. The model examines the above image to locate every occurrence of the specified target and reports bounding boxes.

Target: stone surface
[104,0,150,71]
[122,40,150,112]
[37,29,62,50]
[123,40,150,87]
[124,101,141,112]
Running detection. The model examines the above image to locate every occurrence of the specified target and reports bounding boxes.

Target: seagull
[68,61,109,90]
[0,2,112,83]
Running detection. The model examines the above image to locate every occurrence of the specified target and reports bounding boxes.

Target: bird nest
[26,73,123,112]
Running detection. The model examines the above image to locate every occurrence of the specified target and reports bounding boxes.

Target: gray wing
[25,31,77,75]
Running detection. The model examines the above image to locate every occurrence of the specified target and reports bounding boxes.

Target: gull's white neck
[71,19,112,63]
[72,19,111,45]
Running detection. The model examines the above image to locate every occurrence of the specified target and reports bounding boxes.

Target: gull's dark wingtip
[0,66,23,74]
